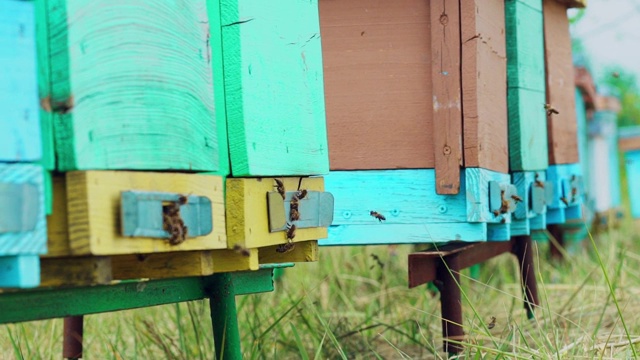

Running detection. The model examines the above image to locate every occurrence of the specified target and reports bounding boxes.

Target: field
[2,220,640,359]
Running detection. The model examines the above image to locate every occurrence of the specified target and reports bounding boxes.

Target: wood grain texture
[544,0,579,164]
[320,222,489,245]
[0,164,46,256]
[111,251,215,280]
[40,256,112,287]
[320,0,434,170]
[59,171,226,256]
[0,255,40,288]
[624,150,640,218]
[505,0,548,171]
[226,177,328,248]
[0,0,42,162]
[222,0,328,176]
[461,0,508,173]
[431,0,462,194]
[259,240,318,264]
[34,0,55,170]
[43,0,223,172]
[45,176,69,257]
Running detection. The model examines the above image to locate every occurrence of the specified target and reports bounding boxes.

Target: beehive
[618,127,640,219]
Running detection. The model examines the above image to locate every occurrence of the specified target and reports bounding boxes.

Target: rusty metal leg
[547,224,565,260]
[63,316,84,359]
[436,254,464,355]
[512,236,540,319]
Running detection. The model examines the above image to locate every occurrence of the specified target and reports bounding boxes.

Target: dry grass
[2,220,640,359]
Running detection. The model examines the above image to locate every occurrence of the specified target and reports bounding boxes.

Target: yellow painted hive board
[226,177,328,248]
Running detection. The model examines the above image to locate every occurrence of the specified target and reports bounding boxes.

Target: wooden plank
[0,255,40,288]
[46,176,70,257]
[544,0,579,164]
[320,0,434,170]
[222,0,328,176]
[554,0,587,8]
[430,0,462,194]
[42,0,224,172]
[58,171,227,256]
[111,251,215,280]
[619,137,640,152]
[259,240,318,264]
[320,222,489,246]
[35,0,55,171]
[505,0,548,171]
[40,256,112,287]
[625,150,640,218]
[574,89,591,200]
[461,0,509,173]
[226,177,328,248]
[211,249,259,273]
[0,0,42,162]
[574,66,597,110]
[0,164,46,256]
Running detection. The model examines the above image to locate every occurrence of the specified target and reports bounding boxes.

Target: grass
[2,219,640,359]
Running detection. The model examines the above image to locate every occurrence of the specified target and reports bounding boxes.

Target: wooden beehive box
[0,0,46,288]
[34,0,330,286]
[319,0,520,244]
[619,127,640,219]
[542,0,585,225]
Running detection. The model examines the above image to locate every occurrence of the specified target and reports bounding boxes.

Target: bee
[560,197,569,206]
[612,71,620,78]
[370,253,384,270]
[289,196,300,221]
[500,217,506,224]
[534,174,545,189]
[370,211,386,222]
[276,243,295,253]
[544,103,559,116]
[286,223,297,241]
[511,194,523,203]
[274,178,286,200]
[177,194,189,205]
[499,190,509,214]
[487,316,496,329]
[233,244,251,257]
[571,187,578,202]
[295,189,308,200]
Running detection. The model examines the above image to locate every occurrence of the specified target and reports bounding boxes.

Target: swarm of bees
[274,178,309,254]
[370,211,386,222]
[544,103,559,117]
[163,195,189,246]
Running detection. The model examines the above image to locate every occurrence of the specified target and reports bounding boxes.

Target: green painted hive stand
[0,265,290,360]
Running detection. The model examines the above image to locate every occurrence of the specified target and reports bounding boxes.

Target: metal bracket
[267,191,334,232]
[489,181,518,216]
[0,183,39,233]
[121,191,213,238]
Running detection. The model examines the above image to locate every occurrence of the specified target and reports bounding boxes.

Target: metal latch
[0,183,39,233]
[121,191,213,238]
[267,191,334,232]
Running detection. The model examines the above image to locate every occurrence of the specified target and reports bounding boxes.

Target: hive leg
[209,273,242,360]
[512,236,540,318]
[547,224,565,260]
[436,254,464,355]
[63,316,84,359]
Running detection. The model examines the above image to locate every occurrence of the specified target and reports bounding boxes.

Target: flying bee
[233,244,251,257]
[612,71,620,78]
[487,316,496,329]
[511,194,523,203]
[544,103,559,116]
[276,242,295,253]
[274,178,286,200]
[286,223,297,241]
[560,197,569,206]
[370,211,386,222]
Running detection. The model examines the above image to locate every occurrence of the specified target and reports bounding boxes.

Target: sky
[569,0,640,83]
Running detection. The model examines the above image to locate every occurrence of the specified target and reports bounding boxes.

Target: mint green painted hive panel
[35,0,56,171]
[220,0,329,176]
[41,0,226,173]
[505,0,548,171]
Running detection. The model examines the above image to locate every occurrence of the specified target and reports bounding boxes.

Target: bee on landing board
[285,223,297,241]
[511,194,523,203]
[274,179,286,200]
[544,103,559,117]
[233,244,251,257]
[370,211,386,222]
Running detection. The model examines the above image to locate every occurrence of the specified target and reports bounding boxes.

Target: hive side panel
[506,0,548,171]
[320,0,434,170]
[461,0,508,173]
[222,0,329,176]
[544,0,579,164]
[47,0,219,171]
